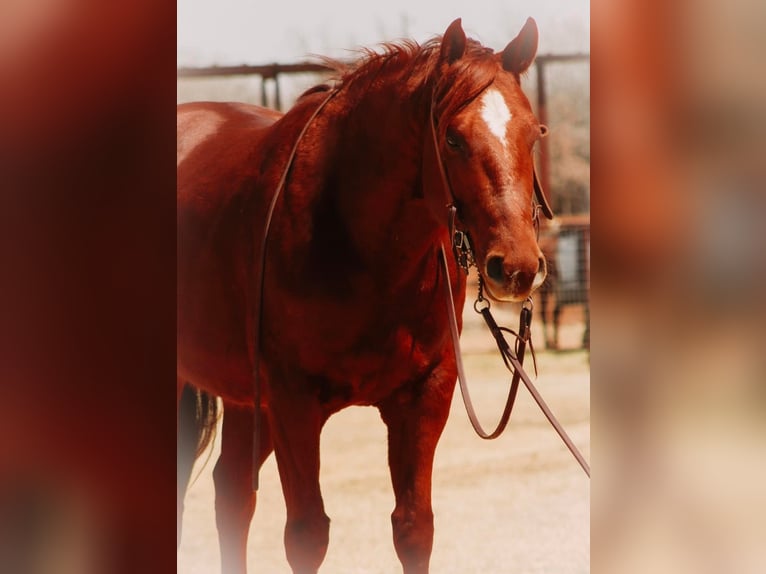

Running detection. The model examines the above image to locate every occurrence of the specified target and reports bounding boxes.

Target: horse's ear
[440,18,466,65]
[501,17,538,76]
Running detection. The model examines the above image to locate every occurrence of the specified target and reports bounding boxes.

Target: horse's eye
[446,134,460,148]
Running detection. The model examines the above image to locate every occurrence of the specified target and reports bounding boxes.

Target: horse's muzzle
[484,254,546,301]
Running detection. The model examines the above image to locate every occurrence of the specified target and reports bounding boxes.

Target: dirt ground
[177,303,590,573]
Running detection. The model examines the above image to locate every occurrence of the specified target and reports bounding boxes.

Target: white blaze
[479,88,511,149]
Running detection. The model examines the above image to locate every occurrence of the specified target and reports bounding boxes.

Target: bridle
[428,83,590,476]
[248,80,589,491]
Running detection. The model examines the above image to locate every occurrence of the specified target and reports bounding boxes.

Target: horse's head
[425,18,551,302]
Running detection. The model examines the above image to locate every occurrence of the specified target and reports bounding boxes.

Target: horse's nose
[485,255,546,295]
[486,255,506,284]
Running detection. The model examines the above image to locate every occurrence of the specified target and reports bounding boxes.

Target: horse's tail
[177,384,219,495]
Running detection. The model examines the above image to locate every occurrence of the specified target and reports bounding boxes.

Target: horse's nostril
[537,257,545,274]
[486,256,504,283]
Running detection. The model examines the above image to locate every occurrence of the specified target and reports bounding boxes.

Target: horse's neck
[319,86,445,285]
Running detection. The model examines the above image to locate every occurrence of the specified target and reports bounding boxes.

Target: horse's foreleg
[378,368,454,574]
[214,402,273,574]
[268,388,329,574]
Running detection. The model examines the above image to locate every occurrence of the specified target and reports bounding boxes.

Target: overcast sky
[178,0,589,66]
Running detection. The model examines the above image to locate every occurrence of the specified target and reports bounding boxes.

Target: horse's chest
[264,291,452,404]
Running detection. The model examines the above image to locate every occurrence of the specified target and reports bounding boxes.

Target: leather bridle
[248,82,589,490]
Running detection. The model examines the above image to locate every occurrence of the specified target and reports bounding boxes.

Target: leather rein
[249,84,589,490]
[249,88,339,489]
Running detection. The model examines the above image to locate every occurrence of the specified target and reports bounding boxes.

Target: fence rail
[175,53,588,79]
[176,53,588,112]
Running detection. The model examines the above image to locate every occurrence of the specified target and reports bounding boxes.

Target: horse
[177,17,549,574]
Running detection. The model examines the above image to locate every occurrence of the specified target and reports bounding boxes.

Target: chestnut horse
[177,18,548,574]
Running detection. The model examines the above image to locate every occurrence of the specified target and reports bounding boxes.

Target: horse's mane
[320,40,437,90]
[298,36,502,130]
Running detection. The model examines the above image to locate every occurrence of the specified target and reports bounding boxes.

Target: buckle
[452,230,473,272]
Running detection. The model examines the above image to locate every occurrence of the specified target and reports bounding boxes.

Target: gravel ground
[178,306,590,574]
